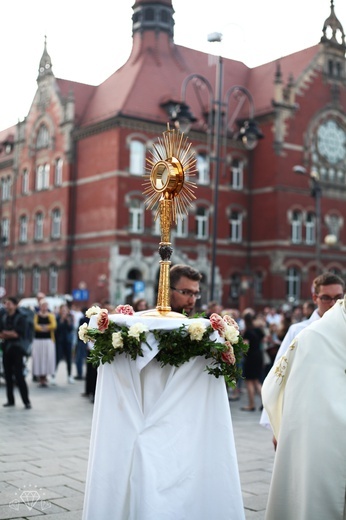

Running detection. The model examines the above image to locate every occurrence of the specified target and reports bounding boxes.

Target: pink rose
[115,304,134,316]
[223,314,239,330]
[97,309,109,332]
[221,342,236,365]
[209,313,226,336]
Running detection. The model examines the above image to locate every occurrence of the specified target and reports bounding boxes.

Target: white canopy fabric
[82,315,245,520]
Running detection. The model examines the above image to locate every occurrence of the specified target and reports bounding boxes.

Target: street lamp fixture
[160,101,197,134]
[171,47,263,301]
[293,165,322,272]
[236,119,264,150]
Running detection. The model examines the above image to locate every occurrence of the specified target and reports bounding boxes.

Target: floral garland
[78,305,248,387]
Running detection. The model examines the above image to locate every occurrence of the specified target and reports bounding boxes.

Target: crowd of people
[0,274,333,411]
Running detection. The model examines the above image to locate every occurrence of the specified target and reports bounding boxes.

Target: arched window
[51,208,61,239]
[17,267,25,295]
[229,210,242,243]
[286,267,301,302]
[291,210,302,243]
[253,272,263,298]
[36,124,49,149]
[230,273,241,300]
[176,216,188,237]
[34,212,44,241]
[129,199,144,233]
[36,163,50,190]
[195,206,209,239]
[1,176,11,200]
[19,215,28,243]
[129,140,146,176]
[36,165,44,190]
[196,153,209,185]
[22,169,29,194]
[305,212,316,245]
[43,163,50,188]
[54,158,63,186]
[32,266,41,294]
[1,218,9,245]
[49,265,58,294]
[230,159,243,190]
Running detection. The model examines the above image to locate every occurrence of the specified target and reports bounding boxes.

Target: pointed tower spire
[320,0,345,50]
[37,36,53,80]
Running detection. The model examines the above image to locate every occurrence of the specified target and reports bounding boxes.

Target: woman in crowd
[241,312,265,411]
[55,304,75,383]
[31,299,57,387]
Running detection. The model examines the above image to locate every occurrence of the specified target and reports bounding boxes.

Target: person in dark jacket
[0,296,31,409]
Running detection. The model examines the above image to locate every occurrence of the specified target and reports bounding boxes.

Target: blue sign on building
[133,281,145,293]
[72,289,90,301]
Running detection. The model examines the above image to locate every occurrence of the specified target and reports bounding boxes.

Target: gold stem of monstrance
[142,124,197,317]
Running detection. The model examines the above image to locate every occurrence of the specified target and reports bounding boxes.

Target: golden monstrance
[142,124,197,317]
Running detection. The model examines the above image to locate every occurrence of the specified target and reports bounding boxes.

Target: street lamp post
[210,53,224,303]
[171,47,263,302]
[293,166,322,272]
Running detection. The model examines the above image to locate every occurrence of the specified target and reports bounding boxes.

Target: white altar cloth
[82,315,245,520]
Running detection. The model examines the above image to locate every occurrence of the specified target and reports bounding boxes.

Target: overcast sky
[1,0,345,130]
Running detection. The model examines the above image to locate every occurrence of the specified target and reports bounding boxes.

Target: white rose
[188,322,206,341]
[78,322,90,343]
[112,332,124,349]
[224,324,239,344]
[128,323,149,341]
[85,305,102,318]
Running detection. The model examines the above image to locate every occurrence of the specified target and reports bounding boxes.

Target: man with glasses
[169,264,202,316]
[273,272,344,362]
[260,271,344,430]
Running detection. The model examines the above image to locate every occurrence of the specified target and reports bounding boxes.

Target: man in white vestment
[262,297,346,520]
[260,272,345,431]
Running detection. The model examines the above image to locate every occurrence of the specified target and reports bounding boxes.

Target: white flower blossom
[224,324,239,344]
[112,332,124,349]
[128,323,149,341]
[85,305,102,318]
[78,322,90,343]
[188,321,206,341]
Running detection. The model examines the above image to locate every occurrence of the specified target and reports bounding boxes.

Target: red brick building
[0,0,345,311]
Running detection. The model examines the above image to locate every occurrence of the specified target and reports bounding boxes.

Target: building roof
[74,34,321,129]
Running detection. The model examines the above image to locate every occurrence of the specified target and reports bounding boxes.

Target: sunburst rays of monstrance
[142,124,197,317]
